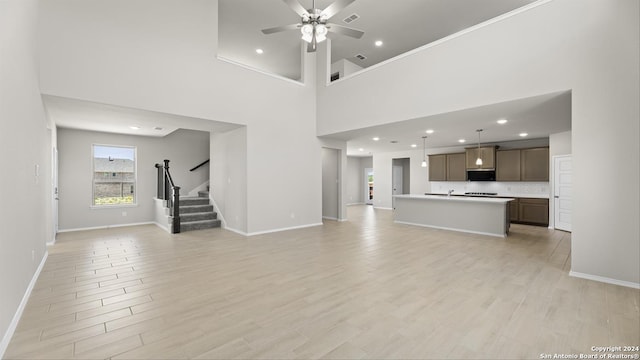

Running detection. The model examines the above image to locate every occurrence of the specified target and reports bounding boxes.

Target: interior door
[392,165,403,209]
[52,146,59,241]
[554,155,572,232]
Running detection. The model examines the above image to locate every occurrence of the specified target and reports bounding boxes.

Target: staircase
[168,191,221,233]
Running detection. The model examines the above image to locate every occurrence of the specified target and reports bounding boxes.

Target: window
[92,145,136,206]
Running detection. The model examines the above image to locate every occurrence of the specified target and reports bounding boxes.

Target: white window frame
[91,144,138,208]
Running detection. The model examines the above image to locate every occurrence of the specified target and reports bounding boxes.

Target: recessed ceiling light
[458,139,466,143]
[154,127,163,131]
[374,40,383,47]
[519,132,528,137]
[255,48,264,54]
[372,137,380,141]
[358,148,364,152]
[411,144,417,148]
[426,129,434,134]
[497,119,508,124]
[129,126,141,130]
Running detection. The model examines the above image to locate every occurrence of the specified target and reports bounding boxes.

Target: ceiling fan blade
[320,0,356,19]
[261,23,301,35]
[282,0,310,17]
[327,23,364,39]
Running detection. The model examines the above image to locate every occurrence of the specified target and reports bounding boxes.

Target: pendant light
[475,129,483,166]
[421,136,428,167]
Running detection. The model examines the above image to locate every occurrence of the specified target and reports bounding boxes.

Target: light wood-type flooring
[5,205,639,359]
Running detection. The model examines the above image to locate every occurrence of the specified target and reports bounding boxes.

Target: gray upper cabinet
[446,153,466,181]
[521,147,549,181]
[428,153,466,181]
[466,146,496,169]
[496,149,522,181]
[428,154,447,181]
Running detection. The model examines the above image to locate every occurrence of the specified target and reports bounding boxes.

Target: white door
[52,147,59,240]
[554,155,572,232]
[392,166,403,209]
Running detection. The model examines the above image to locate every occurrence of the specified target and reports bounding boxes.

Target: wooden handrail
[190,159,209,172]
[155,160,180,233]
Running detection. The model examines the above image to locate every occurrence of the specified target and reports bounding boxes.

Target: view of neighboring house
[93,158,135,204]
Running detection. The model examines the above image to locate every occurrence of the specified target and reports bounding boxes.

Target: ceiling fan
[261,0,364,52]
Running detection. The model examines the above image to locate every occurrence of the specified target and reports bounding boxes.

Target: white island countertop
[393,194,515,237]
[394,194,515,203]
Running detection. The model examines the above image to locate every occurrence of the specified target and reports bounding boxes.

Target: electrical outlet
[290,213,295,219]
[31,250,35,262]
[122,211,127,216]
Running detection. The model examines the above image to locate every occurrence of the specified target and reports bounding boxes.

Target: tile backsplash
[429,182,550,198]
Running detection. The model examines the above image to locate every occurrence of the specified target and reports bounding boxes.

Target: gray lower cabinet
[509,199,519,222]
[517,198,549,226]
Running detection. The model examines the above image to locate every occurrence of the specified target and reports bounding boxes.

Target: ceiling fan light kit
[262,0,364,52]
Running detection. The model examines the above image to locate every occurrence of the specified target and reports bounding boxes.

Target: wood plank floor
[5,205,639,359]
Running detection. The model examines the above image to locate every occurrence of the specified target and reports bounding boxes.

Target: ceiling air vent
[343,13,360,24]
[355,54,367,61]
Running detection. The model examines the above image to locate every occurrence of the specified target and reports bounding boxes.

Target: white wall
[211,127,247,234]
[330,59,363,80]
[57,128,210,230]
[37,0,322,235]
[322,148,340,220]
[317,0,640,285]
[373,149,429,209]
[0,0,52,354]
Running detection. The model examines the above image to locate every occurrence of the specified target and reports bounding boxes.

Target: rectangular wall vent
[355,54,367,61]
[343,13,360,24]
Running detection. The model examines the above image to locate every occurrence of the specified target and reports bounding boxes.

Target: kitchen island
[393,194,515,237]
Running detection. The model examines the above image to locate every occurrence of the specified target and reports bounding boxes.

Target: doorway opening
[364,168,374,205]
[322,147,341,221]
[392,158,411,209]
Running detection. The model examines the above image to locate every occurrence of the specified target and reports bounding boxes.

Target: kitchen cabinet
[517,198,549,226]
[496,149,521,181]
[495,147,549,182]
[521,148,549,181]
[429,153,466,181]
[466,146,496,170]
[446,153,466,181]
[428,154,446,181]
[509,198,519,222]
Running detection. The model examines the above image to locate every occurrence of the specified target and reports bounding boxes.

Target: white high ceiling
[323,91,572,156]
[218,0,536,80]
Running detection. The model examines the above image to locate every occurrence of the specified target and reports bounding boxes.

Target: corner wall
[0,0,52,354]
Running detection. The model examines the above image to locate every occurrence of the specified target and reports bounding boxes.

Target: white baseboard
[224,222,324,237]
[152,222,170,233]
[373,206,393,211]
[346,202,365,206]
[57,222,155,233]
[0,251,49,358]
[569,271,640,289]
[322,216,339,221]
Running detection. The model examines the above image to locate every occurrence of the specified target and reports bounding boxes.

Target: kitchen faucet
[448,189,454,196]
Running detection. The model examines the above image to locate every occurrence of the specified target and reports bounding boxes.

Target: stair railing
[154,160,180,233]
[189,159,209,172]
